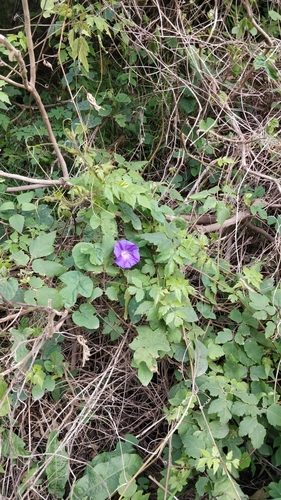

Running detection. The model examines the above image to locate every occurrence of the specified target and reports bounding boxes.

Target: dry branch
[0,7,69,180]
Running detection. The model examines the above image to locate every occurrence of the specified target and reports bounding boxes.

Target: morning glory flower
[114,240,140,269]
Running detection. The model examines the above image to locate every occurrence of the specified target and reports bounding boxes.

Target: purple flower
[114,240,140,269]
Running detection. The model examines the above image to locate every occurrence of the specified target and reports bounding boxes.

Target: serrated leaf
[11,250,29,266]
[29,231,56,258]
[239,416,266,449]
[267,403,281,427]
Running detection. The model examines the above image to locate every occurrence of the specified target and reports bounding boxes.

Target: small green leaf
[32,384,45,401]
[0,201,14,211]
[72,303,99,329]
[11,250,29,266]
[137,361,153,386]
[0,277,18,300]
[216,201,230,225]
[269,10,281,21]
[9,214,24,233]
[106,285,119,301]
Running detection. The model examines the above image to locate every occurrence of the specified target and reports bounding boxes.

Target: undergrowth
[1,0,281,499]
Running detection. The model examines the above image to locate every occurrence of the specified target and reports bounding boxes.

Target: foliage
[1,0,281,499]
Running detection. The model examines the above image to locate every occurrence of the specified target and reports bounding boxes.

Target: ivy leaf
[72,303,99,329]
[59,271,93,307]
[46,431,69,498]
[129,326,170,358]
[29,231,56,258]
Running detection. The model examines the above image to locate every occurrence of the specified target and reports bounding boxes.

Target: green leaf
[265,321,275,339]
[0,201,14,211]
[239,416,266,449]
[196,301,216,319]
[129,326,170,358]
[216,201,230,225]
[32,384,45,401]
[46,430,69,498]
[209,421,229,439]
[72,303,99,329]
[244,339,263,363]
[119,202,142,230]
[249,291,269,310]
[267,403,281,427]
[59,271,93,308]
[194,339,208,378]
[0,277,18,300]
[72,242,103,271]
[72,451,142,500]
[32,259,67,277]
[269,10,281,21]
[11,250,29,266]
[1,430,30,458]
[24,287,63,309]
[9,214,24,233]
[71,36,89,72]
[215,329,233,344]
[105,285,119,301]
[137,361,153,386]
[29,231,56,258]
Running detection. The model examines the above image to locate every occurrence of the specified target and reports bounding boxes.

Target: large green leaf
[267,403,281,427]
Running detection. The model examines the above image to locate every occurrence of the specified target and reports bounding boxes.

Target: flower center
[121,250,130,260]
